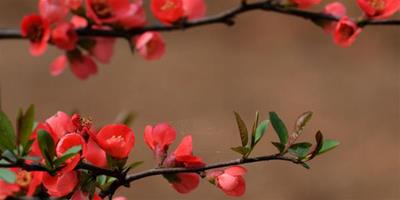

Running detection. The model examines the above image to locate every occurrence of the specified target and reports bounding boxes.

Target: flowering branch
[100,153,303,198]
[0,0,399,40]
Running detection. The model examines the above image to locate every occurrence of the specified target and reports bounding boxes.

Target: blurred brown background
[0,0,399,199]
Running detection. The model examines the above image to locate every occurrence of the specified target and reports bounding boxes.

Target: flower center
[16,170,32,187]
[28,24,43,42]
[340,25,355,38]
[161,0,176,11]
[91,0,113,19]
[368,0,385,10]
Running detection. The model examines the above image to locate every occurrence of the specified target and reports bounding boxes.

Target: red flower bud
[96,124,135,159]
[135,32,166,61]
[333,17,362,47]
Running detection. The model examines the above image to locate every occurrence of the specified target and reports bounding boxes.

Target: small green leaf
[17,105,35,147]
[288,142,312,158]
[2,150,17,163]
[249,111,260,148]
[318,140,340,155]
[54,145,82,167]
[254,120,269,146]
[21,139,35,156]
[125,161,144,173]
[37,130,56,167]
[234,112,248,147]
[271,142,285,153]
[0,110,16,151]
[231,146,250,156]
[301,162,311,169]
[0,169,16,183]
[269,112,288,145]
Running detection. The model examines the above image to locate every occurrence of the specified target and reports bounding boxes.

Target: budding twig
[0,0,398,39]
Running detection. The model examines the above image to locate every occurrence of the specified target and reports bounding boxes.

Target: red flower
[290,0,322,8]
[151,0,184,24]
[90,37,116,64]
[96,124,135,159]
[43,171,78,197]
[118,1,147,29]
[38,0,69,24]
[323,2,347,33]
[51,22,78,51]
[56,133,87,173]
[26,171,44,196]
[0,180,20,200]
[170,173,200,194]
[357,0,400,19]
[50,52,98,80]
[20,14,51,56]
[86,0,131,25]
[135,32,166,61]
[182,0,206,20]
[144,123,176,162]
[333,17,362,47]
[66,0,83,10]
[207,166,247,197]
[46,111,76,138]
[162,135,204,193]
[85,138,108,168]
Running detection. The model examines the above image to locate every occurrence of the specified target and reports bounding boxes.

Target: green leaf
[2,150,17,163]
[254,120,269,146]
[250,111,260,148]
[17,105,35,147]
[307,131,324,160]
[288,142,312,158]
[54,145,82,167]
[234,112,248,147]
[269,112,288,145]
[125,161,144,173]
[0,169,16,183]
[0,110,16,151]
[21,139,35,156]
[231,146,250,156]
[37,130,55,167]
[301,162,311,169]
[271,142,285,153]
[318,140,340,155]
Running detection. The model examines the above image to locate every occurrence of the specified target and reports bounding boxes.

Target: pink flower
[85,138,108,168]
[207,166,247,197]
[182,0,206,20]
[0,180,20,200]
[170,173,200,194]
[290,0,322,8]
[90,37,116,64]
[43,171,78,197]
[357,0,400,19]
[46,111,76,138]
[323,2,347,33]
[333,17,362,47]
[50,52,98,80]
[135,32,165,61]
[118,1,147,29]
[51,22,78,50]
[20,14,51,56]
[56,133,87,173]
[144,123,177,162]
[38,0,69,24]
[162,135,204,193]
[85,0,131,25]
[151,0,184,24]
[66,0,83,10]
[96,124,135,159]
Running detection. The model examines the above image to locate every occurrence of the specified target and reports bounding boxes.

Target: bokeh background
[0,0,399,199]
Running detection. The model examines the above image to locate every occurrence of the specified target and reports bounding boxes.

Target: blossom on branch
[357,0,400,19]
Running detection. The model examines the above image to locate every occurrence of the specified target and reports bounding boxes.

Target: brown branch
[0,0,398,40]
[99,153,304,198]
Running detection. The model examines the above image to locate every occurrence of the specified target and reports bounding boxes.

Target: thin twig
[0,0,398,40]
[99,153,303,198]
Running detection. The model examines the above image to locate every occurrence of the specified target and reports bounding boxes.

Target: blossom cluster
[19,0,400,79]
[21,0,206,80]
